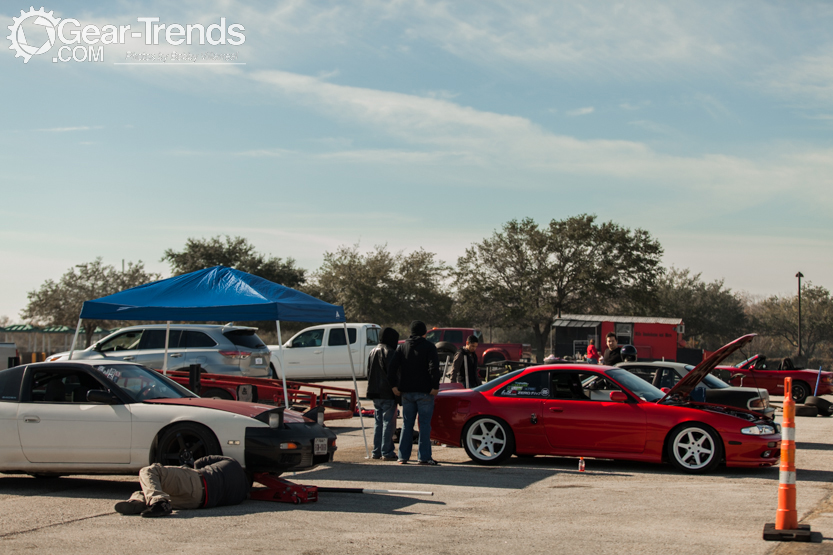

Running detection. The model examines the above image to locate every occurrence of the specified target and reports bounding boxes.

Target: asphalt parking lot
[1,392,831,555]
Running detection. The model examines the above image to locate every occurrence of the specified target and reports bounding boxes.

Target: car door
[0,367,25,462]
[542,370,647,454]
[488,370,550,454]
[182,330,219,369]
[280,328,326,379]
[134,329,184,370]
[322,327,359,378]
[17,366,132,463]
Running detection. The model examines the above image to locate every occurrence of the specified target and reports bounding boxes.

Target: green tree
[162,235,306,288]
[652,267,748,350]
[749,283,833,366]
[307,244,453,327]
[21,258,159,347]
[455,215,663,361]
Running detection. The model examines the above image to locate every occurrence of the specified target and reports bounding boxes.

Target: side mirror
[609,391,628,402]
[87,389,119,404]
[92,343,102,352]
[660,387,671,394]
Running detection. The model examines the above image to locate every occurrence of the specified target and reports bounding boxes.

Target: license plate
[314,438,327,455]
[255,357,263,365]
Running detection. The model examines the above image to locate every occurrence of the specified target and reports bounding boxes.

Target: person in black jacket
[366,327,400,460]
[602,332,623,366]
[451,335,481,388]
[114,455,249,518]
[388,320,441,465]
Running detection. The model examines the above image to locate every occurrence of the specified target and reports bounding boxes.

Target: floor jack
[251,473,318,504]
[250,473,433,505]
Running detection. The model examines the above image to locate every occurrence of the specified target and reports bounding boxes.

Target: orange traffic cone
[763,377,812,542]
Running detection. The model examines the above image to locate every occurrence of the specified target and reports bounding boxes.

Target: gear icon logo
[7,7,61,63]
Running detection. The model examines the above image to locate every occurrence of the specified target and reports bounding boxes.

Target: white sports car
[0,361,336,477]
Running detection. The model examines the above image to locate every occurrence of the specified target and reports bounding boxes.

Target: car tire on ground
[203,388,234,400]
[805,396,832,417]
[791,381,810,404]
[795,405,819,417]
[462,416,515,465]
[666,423,723,474]
[155,423,222,467]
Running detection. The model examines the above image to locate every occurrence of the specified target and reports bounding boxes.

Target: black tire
[155,423,222,467]
[805,396,832,417]
[203,388,234,400]
[483,354,506,365]
[462,416,515,465]
[795,405,819,417]
[791,381,810,404]
[666,423,723,474]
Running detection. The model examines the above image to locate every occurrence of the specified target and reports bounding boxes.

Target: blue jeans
[372,399,397,458]
[398,392,435,462]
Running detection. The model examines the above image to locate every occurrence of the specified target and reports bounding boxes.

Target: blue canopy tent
[67,266,368,455]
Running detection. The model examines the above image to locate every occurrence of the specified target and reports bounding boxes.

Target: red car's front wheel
[666,424,722,474]
[462,416,515,465]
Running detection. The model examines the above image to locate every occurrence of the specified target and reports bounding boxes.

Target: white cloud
[38,126,102,132]
[566,107,594,117]
[246,69,833,209]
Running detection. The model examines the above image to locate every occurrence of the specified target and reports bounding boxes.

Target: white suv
[46,324,271,378]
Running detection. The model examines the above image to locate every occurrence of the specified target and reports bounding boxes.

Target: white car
[0,361,336,477]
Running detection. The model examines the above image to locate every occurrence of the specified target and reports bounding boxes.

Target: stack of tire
[795,396,832,418]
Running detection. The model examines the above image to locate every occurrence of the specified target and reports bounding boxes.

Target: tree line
[19,215,833,367]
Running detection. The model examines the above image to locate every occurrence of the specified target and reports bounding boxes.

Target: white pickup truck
[268,323,381,380]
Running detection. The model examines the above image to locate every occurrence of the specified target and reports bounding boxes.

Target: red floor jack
[250,473,433,505]
[251,473,318,504]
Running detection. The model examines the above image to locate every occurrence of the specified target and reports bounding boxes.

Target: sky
[2,1,832,322]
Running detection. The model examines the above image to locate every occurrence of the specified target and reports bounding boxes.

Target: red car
[717,355,833,403]
[431,335,780,474]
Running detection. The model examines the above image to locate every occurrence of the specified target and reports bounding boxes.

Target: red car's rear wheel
[462,416,515,465]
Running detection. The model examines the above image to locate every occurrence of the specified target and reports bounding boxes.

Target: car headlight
[742,424,776,435]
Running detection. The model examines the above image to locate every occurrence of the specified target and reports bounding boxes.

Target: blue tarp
[79,266,345,323]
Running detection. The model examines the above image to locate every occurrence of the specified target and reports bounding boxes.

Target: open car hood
[659,334,756,404]
[146,398,308,423]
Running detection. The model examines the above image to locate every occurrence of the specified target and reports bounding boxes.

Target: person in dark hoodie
[366,326,400,460]
[451,334,481,388]
[114,455,249,518]
[388,320,441,465]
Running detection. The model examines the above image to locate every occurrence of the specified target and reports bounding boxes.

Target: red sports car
[717,355,833,403]
[431,335,780,473]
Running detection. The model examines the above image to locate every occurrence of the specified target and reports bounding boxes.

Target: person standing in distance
[451,335,481,388]
[365,327,400,461]
[388,320,441,465]
[586,339,600,364]
[602,332,623,366]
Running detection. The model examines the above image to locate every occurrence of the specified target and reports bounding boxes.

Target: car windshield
[91,364,197,402]
[473,369,524,393]
[606,369,664,402]
[679,364,730,389]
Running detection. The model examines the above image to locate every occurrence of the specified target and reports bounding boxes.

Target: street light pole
[796,271,803,362]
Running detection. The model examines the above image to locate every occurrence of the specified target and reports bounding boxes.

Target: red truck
[424,328,528,365]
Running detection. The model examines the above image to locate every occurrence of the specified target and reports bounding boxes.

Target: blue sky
[2,1,832,321]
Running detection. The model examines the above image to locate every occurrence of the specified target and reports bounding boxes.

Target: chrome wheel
[463,417,514,465]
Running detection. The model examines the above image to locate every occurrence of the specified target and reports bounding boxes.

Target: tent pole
[67,319,82,361]
[276,321,289,410]
[344,322,369,459]
[163,321,170,375]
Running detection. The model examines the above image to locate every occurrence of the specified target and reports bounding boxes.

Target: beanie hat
[409,320,427,336]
